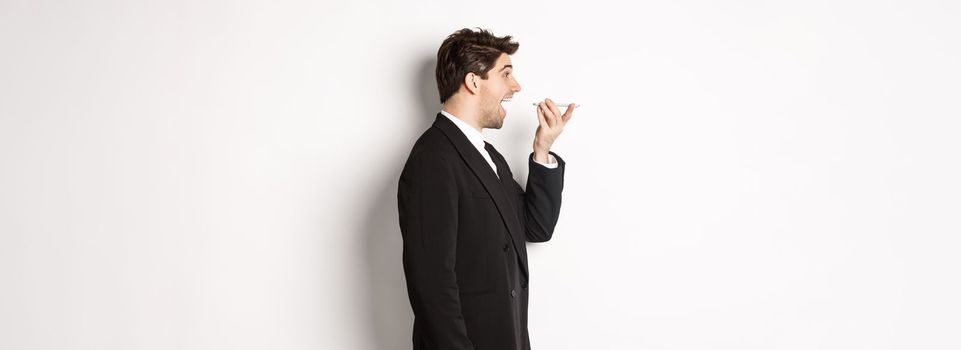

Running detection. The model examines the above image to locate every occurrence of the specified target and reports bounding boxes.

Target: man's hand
[533,98,575,163]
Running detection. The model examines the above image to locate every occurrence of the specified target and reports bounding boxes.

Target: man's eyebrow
[499,65,513,72]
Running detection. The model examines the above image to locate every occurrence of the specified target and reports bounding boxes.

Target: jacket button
[510,289,516,298]
[503,243,510,252]
[522,283,528,290]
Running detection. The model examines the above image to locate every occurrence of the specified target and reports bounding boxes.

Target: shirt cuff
[532,154,559,169]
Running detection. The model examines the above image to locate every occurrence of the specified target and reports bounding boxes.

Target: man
[397,28,574,350]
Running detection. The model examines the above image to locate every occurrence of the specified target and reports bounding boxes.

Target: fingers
[536,102,547,128]
[536,98,576,128]
[538,101,556,127]
[546,98,562,122]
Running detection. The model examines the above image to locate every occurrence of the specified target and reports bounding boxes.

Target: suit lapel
[432,114,530,280]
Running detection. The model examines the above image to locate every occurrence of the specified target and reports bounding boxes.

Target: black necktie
[484,142,501,179]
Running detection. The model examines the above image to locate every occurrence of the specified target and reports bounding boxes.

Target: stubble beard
[484,113,504,130]
[481,100,504,130]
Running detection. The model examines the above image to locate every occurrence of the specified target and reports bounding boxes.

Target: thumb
[561,103,575,123]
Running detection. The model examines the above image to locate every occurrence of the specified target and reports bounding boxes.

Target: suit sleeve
[397,151,475,349]
[523,151,566,242]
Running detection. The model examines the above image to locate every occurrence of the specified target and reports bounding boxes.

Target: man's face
[478,53,522,130]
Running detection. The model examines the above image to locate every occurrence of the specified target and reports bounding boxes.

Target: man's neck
[441,101,483,133]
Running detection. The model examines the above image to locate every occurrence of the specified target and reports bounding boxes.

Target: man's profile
[397,28,575,350]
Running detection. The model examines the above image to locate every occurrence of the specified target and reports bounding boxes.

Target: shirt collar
[439,110,487,151]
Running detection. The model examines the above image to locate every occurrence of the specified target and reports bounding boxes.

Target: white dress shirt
[440,110,557,180]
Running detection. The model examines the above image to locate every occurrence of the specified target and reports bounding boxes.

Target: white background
[2,0,960,349]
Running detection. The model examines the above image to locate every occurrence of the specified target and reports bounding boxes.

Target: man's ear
[464,72,480,95]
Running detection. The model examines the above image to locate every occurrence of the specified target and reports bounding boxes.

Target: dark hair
[435,28,519,104]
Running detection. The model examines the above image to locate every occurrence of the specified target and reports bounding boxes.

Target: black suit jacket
[397,113,565,350]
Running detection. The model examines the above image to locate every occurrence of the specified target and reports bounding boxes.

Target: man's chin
[485,119,504,129]
[482,112,504,129]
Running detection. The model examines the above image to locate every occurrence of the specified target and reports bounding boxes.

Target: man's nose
[513,80,522,93]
